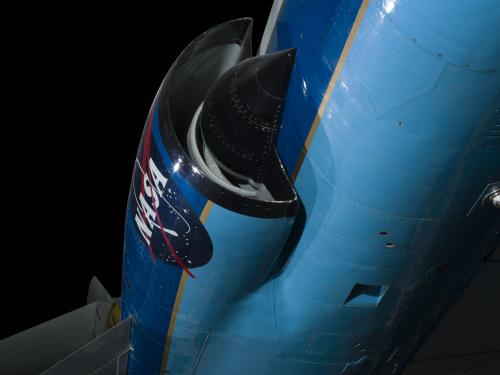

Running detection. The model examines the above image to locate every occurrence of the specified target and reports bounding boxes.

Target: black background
[2,2,271,339]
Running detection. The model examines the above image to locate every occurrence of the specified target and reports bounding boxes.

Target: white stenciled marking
[134,158,191,234]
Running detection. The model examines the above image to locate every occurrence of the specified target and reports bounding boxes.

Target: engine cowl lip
[155,19,298,218]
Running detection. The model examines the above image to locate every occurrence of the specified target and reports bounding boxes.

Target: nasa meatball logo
[130,115,213,276]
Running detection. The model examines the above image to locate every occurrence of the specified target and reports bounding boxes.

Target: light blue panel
[166,203,295,374]
[177,203,294,324]
[188,283,349,374]
[261,0,500,373]
[302,1,500,218]
[137,0,500,374]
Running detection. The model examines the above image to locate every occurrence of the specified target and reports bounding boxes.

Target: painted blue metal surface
[121,18,298,375]
[121,19,255,374]
[260,0,499,373]
[122,107,204,374]
[167,206,295,374]
[122,1,500,374]
[269,0,364,174]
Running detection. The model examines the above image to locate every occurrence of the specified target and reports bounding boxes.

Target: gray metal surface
[0,301,112,375]
[258,0,284,55]
[41,317,131,375]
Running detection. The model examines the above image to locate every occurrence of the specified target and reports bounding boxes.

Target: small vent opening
[344,283,389,307]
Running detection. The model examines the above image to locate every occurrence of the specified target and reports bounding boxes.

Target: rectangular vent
[344,283,389,308]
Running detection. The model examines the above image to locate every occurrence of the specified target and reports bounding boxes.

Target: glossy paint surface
[261,0,499,373]
[121,19,297,375]
[123,1,500,374]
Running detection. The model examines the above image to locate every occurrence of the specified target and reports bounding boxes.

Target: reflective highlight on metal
[263,0,500,373]
[121,18,298,375]
[484,186,500,209]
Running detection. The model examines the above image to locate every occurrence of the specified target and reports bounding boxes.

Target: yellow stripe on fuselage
[291,0,371,182]
[160,200,214,374]
[158,2,371,370]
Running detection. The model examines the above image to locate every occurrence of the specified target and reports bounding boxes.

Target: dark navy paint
[130,107,213,268]
[268,0,364,174]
